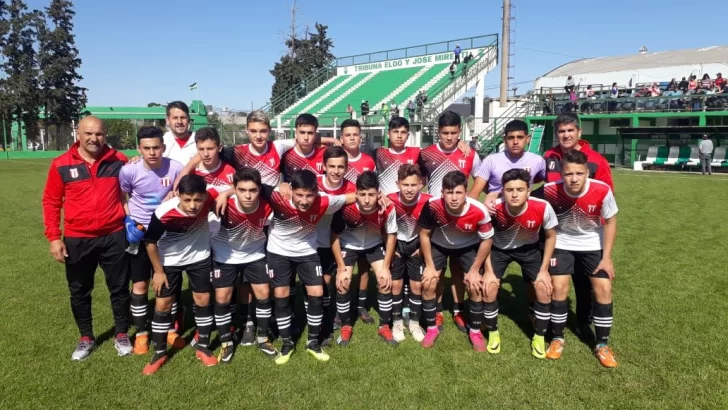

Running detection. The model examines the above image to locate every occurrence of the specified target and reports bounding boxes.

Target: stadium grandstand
[476,45,728,172]
[263,34,498,152]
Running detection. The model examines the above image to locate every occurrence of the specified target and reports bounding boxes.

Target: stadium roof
[543,46,728,77]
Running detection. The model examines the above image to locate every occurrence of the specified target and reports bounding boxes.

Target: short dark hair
[323,145,348,166]
[289,170,318,192]
[553,113,580,130]
[501,169,531,187]
[442,170,467,191]
[177,174,207,196]
[504,120,528,136]
[397,164,421,181]
[295,113,319,129]
[355,171,379,191]
[166,101,190,118]
[562,149,588,166]
[137,126,164,144]
[233,167,262,188]
[437,110,462,129]
[388,116,410,131]
[195,127,221,145]
[340,119,360,131]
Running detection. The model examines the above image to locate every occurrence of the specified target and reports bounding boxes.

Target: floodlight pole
[500,0,511,107]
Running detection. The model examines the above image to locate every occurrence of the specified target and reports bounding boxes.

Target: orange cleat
[546,339,564,360]
[133,333,149,355]
[167,332,186,350]
[595,345,618,368]
[453,312,467,333]
[194,345,218,367]
[377,325,398,345]
[142,353,168,375]
[435,312,444,331]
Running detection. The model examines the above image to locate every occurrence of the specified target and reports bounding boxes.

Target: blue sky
[27,0,728,110]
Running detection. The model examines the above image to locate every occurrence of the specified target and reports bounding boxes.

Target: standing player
[542,113,614,341]
[417,171,494,350]
[266,170,355,364]
[162,101,198,166]
[211,168,277,363]
[373,117,420,195]
[338,119,377,323]
[331,172,398,346]
[42,116,132,360]
[480,169,557,358]
[315,146,357,340]
[387,164,431,342]
[142,175,222,375]
[192,127,236,188]
[281,114,327,182]
[418,111,481,332]
[543,150,618,368]
[119,126,184,355]
[339,119,376,184]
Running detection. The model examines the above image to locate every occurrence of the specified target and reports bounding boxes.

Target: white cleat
[408,322,425,343]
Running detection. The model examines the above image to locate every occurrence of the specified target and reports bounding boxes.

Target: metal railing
[334,34,498,67]
[533,93,728,115]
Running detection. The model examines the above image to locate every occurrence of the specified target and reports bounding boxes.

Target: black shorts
[490,243,542,281]
[318,247,335,276]
[548,249,608,279]
[212,258,269,288]
[342,245,385,267]
[129,243,152,283]
[267,252,323,288]
[431,242,481,274]
[160,256,213,298]
[391,238,422,281]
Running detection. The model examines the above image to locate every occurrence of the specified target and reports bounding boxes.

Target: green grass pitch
[1,158,727,409]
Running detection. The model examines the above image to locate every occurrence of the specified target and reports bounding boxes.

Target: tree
[0,1,12,149]
[147,102,162,107]
[269,22,334,113]
[105,119,136,149]
[2,0,43,151]
[38,0,86,150]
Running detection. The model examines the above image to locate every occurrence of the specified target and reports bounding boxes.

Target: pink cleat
[469,331,486,352]
[421,327,440,348]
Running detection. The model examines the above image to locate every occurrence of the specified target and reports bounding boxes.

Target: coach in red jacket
[542,112,614,341]
[42,116,131,361]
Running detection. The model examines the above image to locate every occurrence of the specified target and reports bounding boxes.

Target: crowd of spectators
[541,72,728,115]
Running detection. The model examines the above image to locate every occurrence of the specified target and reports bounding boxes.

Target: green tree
[2,0,43,151]
[0,1,12,149]
[38,0,86,150]
[269,22,334,114]
[105,119,136,149]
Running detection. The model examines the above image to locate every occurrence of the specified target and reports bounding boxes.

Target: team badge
[70,168,78,179]
[161,176,171,187]
[213,269,221,279]
[550,258,557,267]
[269,158,275,166]
[524,166,531,173]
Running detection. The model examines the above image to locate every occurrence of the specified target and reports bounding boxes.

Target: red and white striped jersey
[492,198,557,250]
[332,203,397,251]
[543,179,618,251]
[194,161,236,190]
[316,175,357,248]
[343,152,376,184]
[281,146,325,182]
[374,147,421,194]
[221,140,296,186]
[418,144,480,195]
[266,190,346,257]
[387,192,431,242]
[211,197,273,264]
[418,197,493,249]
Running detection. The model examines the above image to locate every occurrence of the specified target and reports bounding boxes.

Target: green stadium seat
[675,145,693,168]
[711,147,726,167]
[280,75,351,117]
[664,146,680,166]
[644,146,669,166]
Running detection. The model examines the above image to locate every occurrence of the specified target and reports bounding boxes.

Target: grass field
[1,158,728,409]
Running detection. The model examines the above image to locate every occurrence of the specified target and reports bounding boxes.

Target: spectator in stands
[542,94,553,115]
[679,77,689,93]
[454,44,462,64]
[699,74,713,93]
[568,90,578,112]
[381,103,390,124]
[360,100,369,124]
[649,83,662,97]
[581,85,595,113]
[665,79,679,96]
[565,75,575,94]
[687,75,698,94]
[347,104,353,119]
[407,100,415,122]
[610,82,619,98]
[450,62,456,80]
[699,134,714,175]
[392,102,400,119]
[715,73,725,90]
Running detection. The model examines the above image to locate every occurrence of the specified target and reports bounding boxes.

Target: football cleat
[435,312,444,331]
[240,324,256,346]
[337,325,353,347]
[218,341,234,364]
[595,345,618,368]
[378,325,398,346]
[71,336,95,361]
[133,333,149,355]
[546,339,564,360]
[531,335,546,359]
[408,322,425,343]
[167,331,186,350]
[469,331,486,352]
[114,333,133,357]
[275,339,295,365]
[258,340,280,358]
[453,312,468,333]
[142,352,168,375]
[486,330,501,354]
[392,320,406,343]
[358,308,375,324]
[305,341,330,362]
[421,327,440,348]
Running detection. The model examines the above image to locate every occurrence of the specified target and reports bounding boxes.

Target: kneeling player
[266,170,355,364]
[211,168,277,363]
[387,164,431,342]
[543,150,618,368]
[142,175,222,375]
[481,169,557,357]
[418,171,494,350]
[331,171,398,345]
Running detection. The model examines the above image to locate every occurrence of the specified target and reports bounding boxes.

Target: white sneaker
[114,333,133,356]
[72,337,96,361]
[392,320,406,343]
[408,322,425,343]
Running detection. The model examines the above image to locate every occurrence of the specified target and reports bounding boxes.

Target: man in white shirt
[699,134,714,175]
[162,101,197,166]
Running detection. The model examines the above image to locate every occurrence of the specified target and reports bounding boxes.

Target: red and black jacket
[42,143,127,241]
[543,140,614,191]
